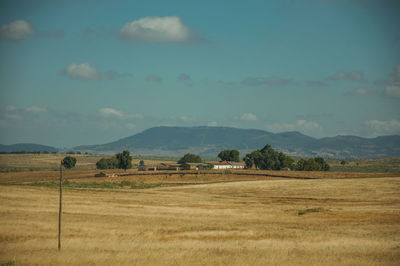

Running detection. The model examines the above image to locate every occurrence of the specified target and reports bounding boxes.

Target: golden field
[1,175,400,265]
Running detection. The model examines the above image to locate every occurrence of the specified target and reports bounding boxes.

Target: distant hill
[75,126,400,158]
[0,143,59,153]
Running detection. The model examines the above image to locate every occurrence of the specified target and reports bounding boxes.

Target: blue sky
[0,0,399,148]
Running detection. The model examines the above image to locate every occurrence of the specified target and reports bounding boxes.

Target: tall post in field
[58,162,63,251]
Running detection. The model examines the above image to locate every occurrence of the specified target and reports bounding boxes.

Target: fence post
[58,162,62,251]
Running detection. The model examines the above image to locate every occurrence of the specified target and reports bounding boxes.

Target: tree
[116,150,132,171]
[96,157,118,169]
[61,156,77,169]
[340,160,346,165]
[243,144,294,170]
[296,158,329,171]
[218,150,240,162]
[139,160,145,166]
[315,157,330,171]
[178,153,202,164]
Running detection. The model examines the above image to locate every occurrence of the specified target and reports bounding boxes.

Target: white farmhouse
[208,161,232,169]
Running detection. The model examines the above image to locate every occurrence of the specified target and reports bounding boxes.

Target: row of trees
[177,149,241,164]
[96,150,132,170]
[95,148,329,172]
[243,144,329,171]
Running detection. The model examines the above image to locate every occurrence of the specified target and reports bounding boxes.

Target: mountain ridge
[74,126,400,158]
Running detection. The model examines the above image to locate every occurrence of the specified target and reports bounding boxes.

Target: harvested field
[1,176,400,265]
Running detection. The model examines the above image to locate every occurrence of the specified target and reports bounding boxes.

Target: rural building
[159,163,181,170]
[180,162,204,170]
[196,163,212,170]
[229,162,246,169]
[208,161,232,170]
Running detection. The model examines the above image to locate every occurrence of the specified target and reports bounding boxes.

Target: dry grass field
[1,175,400,265]
[1,154,399,265]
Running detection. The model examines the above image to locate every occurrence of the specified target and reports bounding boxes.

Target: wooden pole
[58,162,62,251]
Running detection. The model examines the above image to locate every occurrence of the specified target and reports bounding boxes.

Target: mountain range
[73,126,400,158]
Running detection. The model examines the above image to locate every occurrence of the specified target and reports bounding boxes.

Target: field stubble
[1,176,400,265]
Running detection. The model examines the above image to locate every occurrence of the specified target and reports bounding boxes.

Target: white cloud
[0,20,35,40]
[178,73,191,81]
[99,108,124,119]
[296,120,320,129]
[365,119,400,135]
[326,71,366,82]
[99,108,143,120]
[25,106,47,113]
[242,76,294,86]
[345,88,370,96]
[180,116,190,122]
[376,64,400,99]
[266,120,320,132]
[239,112,258,121]
[4,113,22,120]
[146,74,162,83]
[60,62,117,80]
[266,123,296,132]
[5,105,16,112]
[207,121,217,127]
[384,85,400,99]
[119,16,192,42]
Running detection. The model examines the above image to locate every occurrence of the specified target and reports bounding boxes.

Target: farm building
[159,163,181,170]
[229,162,246,169]
[180,163,210,170]
[208,161,232,170]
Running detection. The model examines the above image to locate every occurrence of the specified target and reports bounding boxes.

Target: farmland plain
[0,154,399,265]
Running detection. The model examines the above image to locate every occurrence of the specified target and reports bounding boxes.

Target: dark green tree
[96,157,118,169]
[296,158,322,171]
[315,157,330,171]
[61,156,77,169]
[116,150,133,171]
[218,150,240,162]
[139,160,145,166]
[243,144,293,170]
[177,153,202,164]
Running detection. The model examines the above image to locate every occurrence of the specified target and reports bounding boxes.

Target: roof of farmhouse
[208,161,231,165]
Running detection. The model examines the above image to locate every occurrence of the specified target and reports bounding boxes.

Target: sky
[0,0,399,148]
